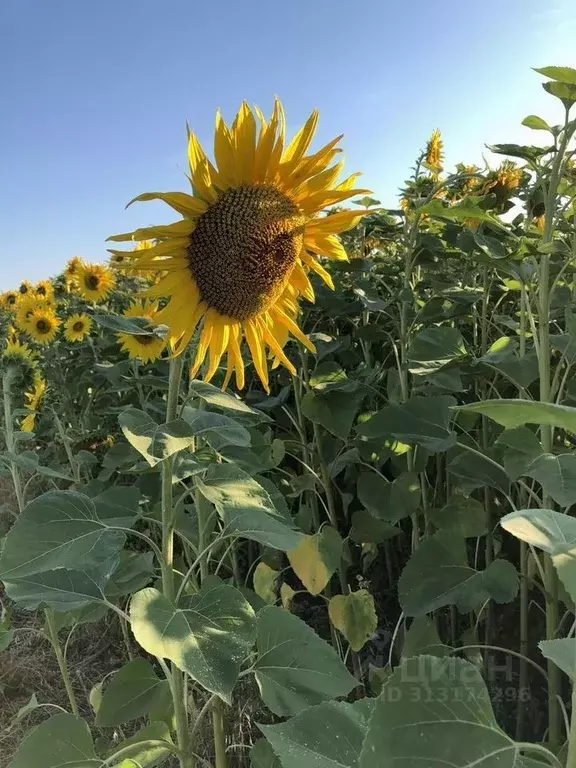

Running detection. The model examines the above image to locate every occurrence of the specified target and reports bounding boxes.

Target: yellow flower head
[76,262,116,302]
[108,100,371,391]
[65,256,83,283]
[2,338,37,367]
[15,295,53,333]
[34,279,55,302]
[117,299,166,364]
[0,291,19,311]
[426,129,444,178]
[26,308,60,345]
[495,160,522,193]
[21,373,48,433]
[64,313,92,343]
[18,280,33,297]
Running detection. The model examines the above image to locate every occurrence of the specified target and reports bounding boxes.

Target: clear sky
[1,0,575,289]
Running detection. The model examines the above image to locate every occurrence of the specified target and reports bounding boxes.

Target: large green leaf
[196,464,303,551]
[301,389,364,440]
[494,427,543,481]
[250,740,283,768]
[130,584,256,700]
[0,489,137,580]
[455,399,576,432]
[399,530,518,615]
[253,606,357,716]
[535,66,576,85]
[260,699,375,768]
[181,406,251,449]
[9,713,100,768]
[287,526,342,595]
[96,659,169,726]
[524,453,576,508]
[119,408,196,466]
[328,590,377,651]
[357,471,420,523]
[428,495,487,537]
[111,721,173,767]
[349,510,401,544]
[448,449,510,495]
[402,616,450,658]
[539,638,576,680]
[188,379,270,422]
[360,656,526,768]
[501,508,576,601]
[408,326,467,375]
[357,395,456,452]
[416,197,505,228]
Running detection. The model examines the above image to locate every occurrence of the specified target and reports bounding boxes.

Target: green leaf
[287,526,342,595]
[328,589,377,651]
[106,551,155,598]
[416,197,504,228]
[447,449,510,495]
[357,396,456,453]
[9,713,100,768]
[399,530,518,616]
[0,490,135,580]
[539,638,576,680]
[253,606,357,716]
[96,659,169,726]
[111,721,173,767]
[487,143,550,162]
[196,464,303,551]
[357,471,420,523]
[455,399,576,432]
[402,616,451,658]
[501,508,576,601]
[130,584,256,701]
[535,66,576,85]
[543,80,576,108]
[349,510,401,544]
[260,699,374,768]
[253,562,279,605]
[428,495,487,537]
[524,453,576,507]
[408,327,467,375]
[301,389,363,440]
[94,313,160,336]
[0,615,14,651]
[181,406,251,449]
[119,408,196,467]
[522,114,553,131]
[250,739,282,768]
[188,379,270,421]
[494,427,543,481]
[360,656,523,768]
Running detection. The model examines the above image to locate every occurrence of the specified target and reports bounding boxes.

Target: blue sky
[1,0,575,288]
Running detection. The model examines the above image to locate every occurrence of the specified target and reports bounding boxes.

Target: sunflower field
[2,65,576,768]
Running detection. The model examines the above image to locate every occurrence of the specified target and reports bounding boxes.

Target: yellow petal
[262,323,296,375]
[270,307,315,353]
[192,156,218,204]
[126,191,207,218]
[190,315,214,377]
[305,233,348,261]
[106,220,196,242]
[204,318,230,382]
[227,323,245,390]
[254,100,281,183]
[292,160,345,200]
[300,187,371,214]
[214,111,237,187]
[265,99,286,183]
[290,262,315,302]
[244,318,269,392]
[301,252,335,290]
[233,101,257,183]
[282,109,319,167]
[306,209,367,235]
[172,302,207,354]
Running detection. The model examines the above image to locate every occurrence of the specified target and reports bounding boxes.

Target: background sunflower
[76,262,116,302]
[64,313,92,342]
[117,299,165,363]
[26,308,60,345]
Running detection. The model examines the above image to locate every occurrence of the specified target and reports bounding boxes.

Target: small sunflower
[0,291,19,310]
[64,313,92,343]
[15,295,52,333]
[18,280,33,297]
[109,100,370,390]
[2,338,37,367]
[34,279,55,301]
[117,299,166,364]
[21,373,48,433]
[26,308,60,345]
[76,262,116,302]
[426,129,444,179]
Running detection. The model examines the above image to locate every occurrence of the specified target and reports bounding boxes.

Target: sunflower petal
[244,319,269,392]
[107,220,196,242]
[126,191,207,218]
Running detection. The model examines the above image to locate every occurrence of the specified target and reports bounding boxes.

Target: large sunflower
[76,262,116,302]
[109,101,369,390]
[64,313,92,343]
[117,299,166,364]
[26,308,60,345]
[0,291,19,311]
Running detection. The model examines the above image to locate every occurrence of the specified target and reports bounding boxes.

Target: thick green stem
[2,370,25,513]
[161,357,193,768]
[212,699,228,768]
[45,609,79,716]
[565,684,576,768]
[53,412,81,486]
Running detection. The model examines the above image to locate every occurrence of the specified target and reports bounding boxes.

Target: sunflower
[76,262,116,302]
[34,279,55,302]
[426,129,444,179]
[18,280,33,296]
[15,295,52,333]
[2,338,37,367]
[117,299,166,364]
[0,291,19,310]
[26,308,60,345]
[21,373,48,433]
[64,256,83,288]
[64,313,92,342]
[108,101,370,390]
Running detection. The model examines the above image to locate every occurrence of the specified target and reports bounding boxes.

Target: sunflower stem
[2,368,25,513]
[44,608,79,716]
[161,356,194,768]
